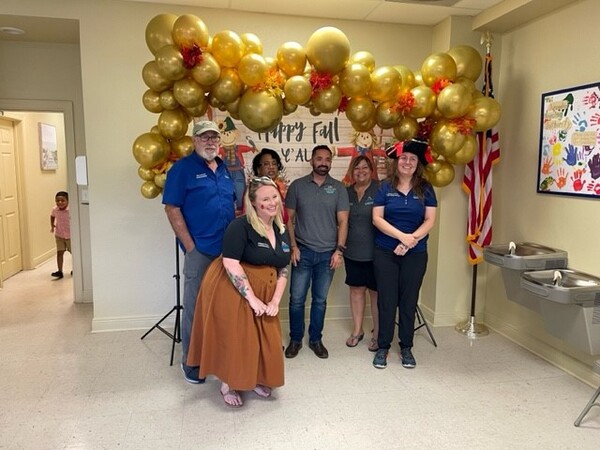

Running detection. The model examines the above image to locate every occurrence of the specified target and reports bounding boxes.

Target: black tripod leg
[169,306,182,366]
[415,305,437,347]
[140,306,177,340]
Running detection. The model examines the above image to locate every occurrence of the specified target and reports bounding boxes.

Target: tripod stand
[395,304,438,347]
[141,238,182,366]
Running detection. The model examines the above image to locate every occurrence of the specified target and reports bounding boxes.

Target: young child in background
[50,191,71,279]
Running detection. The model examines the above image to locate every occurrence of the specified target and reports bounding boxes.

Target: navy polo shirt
[373,181,437,253]
[162,152,235,256]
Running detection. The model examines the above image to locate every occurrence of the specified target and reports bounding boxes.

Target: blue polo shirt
[162,152,235,256]
[373,181,437,253]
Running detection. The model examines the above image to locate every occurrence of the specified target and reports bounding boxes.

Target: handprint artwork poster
[538,81,600,198]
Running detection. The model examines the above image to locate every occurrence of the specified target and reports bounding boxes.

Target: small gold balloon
[430,120,467,157]
[394,64,416,89]
[141,180,161,199]
[345,96,375,124]
[173,78,205,108]
[408,85,437,119]
[158,108,189,140]
[145,13,177,55]
[369,66,401,102]
[421,52,457,87]
[446,134,477,165]
[154,172,167,189]
[238,53,268,86]
[226,97,241,115]
[210,68,243,104]
[191,53,221,87]
[306,26,350,75]
[264,56,278,71]
[132,133,170,169]
[339,63,371,97]
[428,161,455,187]
[155,45,188,81]
[283,99,298,115]
[238,89,283,133]
[184,99,209,118]
[211,30,245,68]
[313,85,342,113]
[150,125,161,134]
[142,89,163,114]
[375,101,401,129]
[241,32,263,55]
[454,76,478,96]
[284,75,312,105]
[425,160,442,174]
[138,166,155,181]
[172,14,209,50]
[448,45,483,82]
[349,51,376,73]
[437,83,472,119]
[142,61,173,92]
[276,41,307,77]
[352,115,377,133]
[159,90,179,110]
[467,96,501,131]
[393,116,419,141]
[170,135,194,158]
[309,105,321,117]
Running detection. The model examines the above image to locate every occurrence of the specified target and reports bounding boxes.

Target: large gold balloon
[339,63,371,97]
[306,26,350,75]
[393,116,419,141]
[276,41,307,77]
[284,75,312,105]
[421,53,457,86]
[145,13,177,55]
[313,85,342,113]
[211,30,245,68]
[345,96,375,124]
[191,53,221,87]
[437,83,473,119]
[369,66,401,102]
[446,134,477,165]
[238,53,268,86]
[241,33,263,55]
[142,89,163,113]
[138,166,155,181]
[133,133,170,169]
[142,61,173,92]
[375,101,401,129]
[394,64,416,89]
[158,108,189,140]
[408,85,436,118]
[448,45,483,82]
[159,90,179,110]
[171,135,194,158]
[467,96,501,131]
[349,51,376,73]
[428,161,455,187]
[155,45,188,81]
[210,68,243,104]
[173,78,205,108]
[172,14,209,50]
[238,89,283,133]
[141,180,161,199]
[429,120,467,157]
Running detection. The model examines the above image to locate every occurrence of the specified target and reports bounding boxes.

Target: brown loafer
[285,341,302,358]
[308,340,329,359]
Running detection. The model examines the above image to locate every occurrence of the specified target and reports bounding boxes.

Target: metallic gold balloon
[429,120,467,157]
[226,97,240,115]
[154,172,167,189]
[210,68,243,104]
[306,26,350,75]
[264,56,278,71]
[132,133,170,169]
[173,78,205,108]
[421,52,457,86]
[345,96,376,124]
[446,134,477,165]
[159,90,179,110]
[448,45,483,82]
[467,96,501,131]
[375,101,401,129]
[141,180,161,199]
[156,45,188,81]
[238,89,283,133]
[313,85,342,113]
[138,166,155,181]
[283,99,298,115]
[145,13,177,55]
[408,85,437,119]
[284,75,312,105]
[414,70,424,86]
[394,64,416,89]
[211,30,245,68]
[352,115,377,132]
[393,116,419,141]
[428,161,455,187]
[238,53,268,86]
[170,135,194,158]
[142,61,173,92]
[454,76,477,96]
[349,51,376,73]
[158,108,189,140]
[190,53,221,87]
[309,105,321,117]
[172,14,209,50]
[208,94,224,109]
[276,41,307,77]
[369,66,401,102]
[339,63,371,97]
[150,125,160,134]
[142,89,163,114]
[241,32,263,55]
[425,159,442,174]
[437,83,472,119]
[185,99,209,118]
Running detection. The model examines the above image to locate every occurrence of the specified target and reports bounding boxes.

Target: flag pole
[455,31,495,338]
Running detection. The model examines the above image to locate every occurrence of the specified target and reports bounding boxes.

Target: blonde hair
[244,177,285,237]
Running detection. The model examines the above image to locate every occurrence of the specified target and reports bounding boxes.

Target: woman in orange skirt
[187,176,291,408]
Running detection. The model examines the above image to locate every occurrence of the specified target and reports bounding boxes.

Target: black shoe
[180,363,206,384]
[51,271,64,279]
[308,340,329,359]
[401,347,416,368]
[285,341,302,358]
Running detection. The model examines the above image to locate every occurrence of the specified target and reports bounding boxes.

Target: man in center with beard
[284,145,349,359]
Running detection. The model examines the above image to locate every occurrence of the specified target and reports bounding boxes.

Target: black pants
[374,246,428,350]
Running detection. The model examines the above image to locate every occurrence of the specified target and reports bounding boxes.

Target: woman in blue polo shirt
[371,139,437,370]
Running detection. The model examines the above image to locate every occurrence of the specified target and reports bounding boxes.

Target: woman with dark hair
[251,148,289,222]
[371,140,437,370]
[187,177,291,408]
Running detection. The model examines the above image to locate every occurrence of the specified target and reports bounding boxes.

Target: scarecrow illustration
[336,129,387,185]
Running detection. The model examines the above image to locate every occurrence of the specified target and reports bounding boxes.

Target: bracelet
[336,244,346,253]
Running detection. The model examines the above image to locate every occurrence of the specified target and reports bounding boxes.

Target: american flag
[462,51,501,264]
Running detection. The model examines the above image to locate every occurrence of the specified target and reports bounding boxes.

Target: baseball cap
[192,120,220,136]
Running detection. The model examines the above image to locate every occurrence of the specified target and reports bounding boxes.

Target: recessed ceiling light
[0,26,26,35]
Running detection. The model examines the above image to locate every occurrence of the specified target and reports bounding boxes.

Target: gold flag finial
[480,31,493,54]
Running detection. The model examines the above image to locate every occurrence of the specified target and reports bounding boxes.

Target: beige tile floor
[1,256,599,449]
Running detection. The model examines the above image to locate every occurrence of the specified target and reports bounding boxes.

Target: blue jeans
[182,248,216,367]
[288,244,335,342]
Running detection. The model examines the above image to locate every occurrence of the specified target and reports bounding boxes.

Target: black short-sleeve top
[222,216,291,268]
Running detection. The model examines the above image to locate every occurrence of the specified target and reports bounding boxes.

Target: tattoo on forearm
[226,269,249,297]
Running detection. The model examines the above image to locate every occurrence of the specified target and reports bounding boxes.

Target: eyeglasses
[398,155,418,163]
[250,176,276,186]
[195,134,220,143]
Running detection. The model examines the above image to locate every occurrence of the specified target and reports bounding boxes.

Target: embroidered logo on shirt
[257,242,269,248]
[324,185,336,194]
[281,242,290,253]
[196,173,208,179]
[386,192,400,197]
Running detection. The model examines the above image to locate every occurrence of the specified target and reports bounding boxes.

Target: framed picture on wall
[537,81,600,198]
[39,122,58,171]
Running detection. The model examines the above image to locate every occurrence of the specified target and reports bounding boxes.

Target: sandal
[253,384,272,398]
[368,338,379,352]
[220,383,243,408]
[345,332,364,347]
